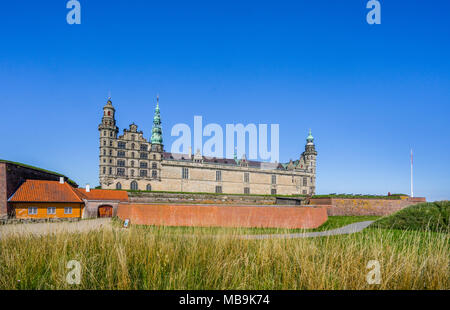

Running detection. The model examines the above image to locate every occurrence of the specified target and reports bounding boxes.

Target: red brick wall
[0,163,7,218]
[309,198,426,216]
[117,204,328,229]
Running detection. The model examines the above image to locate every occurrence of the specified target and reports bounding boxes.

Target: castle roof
[162,152,288,170]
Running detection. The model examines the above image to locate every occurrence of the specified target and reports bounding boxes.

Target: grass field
[0,216,448,290]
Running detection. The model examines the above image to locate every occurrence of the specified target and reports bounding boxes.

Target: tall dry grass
[0,225,448,290]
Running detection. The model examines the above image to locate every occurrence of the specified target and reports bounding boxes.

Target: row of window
[117,182,152,191]
[105,167,158,178]
[103,149,157,160]
[117,160,158,169]
[28,207,72,215]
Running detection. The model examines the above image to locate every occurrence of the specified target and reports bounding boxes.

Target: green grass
[370,201,449,232]
[114,215,381,235]
[311,194,405,200]
[0,224,447,290]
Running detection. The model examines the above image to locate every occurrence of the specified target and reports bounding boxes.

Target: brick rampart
[117,204,328,229]
[309,198,426,216]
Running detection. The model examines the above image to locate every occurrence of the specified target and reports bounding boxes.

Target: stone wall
[128,191,278,205]
[309,197,426,216]
[117,203,328,229]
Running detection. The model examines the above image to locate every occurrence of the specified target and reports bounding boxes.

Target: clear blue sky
[0,1,449,201]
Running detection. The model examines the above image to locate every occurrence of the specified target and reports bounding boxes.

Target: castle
[98,98,317,195]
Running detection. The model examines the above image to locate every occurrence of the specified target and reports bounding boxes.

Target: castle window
[109,159,112,164]
[140,170,148,177]
[271,175,277,185]
[140,162,148,168]
[131,143,135,149]
[244,172,250,183]
[109,167,112,175]
[131,152,135,158]
[130,181,138,191]
[140,152,148,159]
[117,151,125,158]
[117,160,125,167]
[109,150,113,156]
[141,144,148,151]
[103,159,106,163]
[132,135,135,141]
[152,162,157,169]
[216,171,222,181]
[116,183,122,190]
[103,167,106,174]
[118,142,126,149]
[215,186,222,194]
[130,169,134,177]
[271,189,277,195]
[110,132,113,137]
[153,154,156,160]
[152,170,157,178]
[182,167,189,179]
[103,131,106,136]
[110,140,113,147]
[131,160,134,167]
[303,177,307,186]
[117,168,125,176]
[103,140,106,146]
[146,184,151,191]
[107,111,111,116]
[103,149,106,155]
[244,187,250,195]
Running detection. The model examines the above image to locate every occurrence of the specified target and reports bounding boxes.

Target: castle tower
[303,129,317,194]
[98,97,119,187]
[150,96,163,152]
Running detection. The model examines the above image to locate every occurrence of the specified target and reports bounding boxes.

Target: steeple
[151,95,163,145]
[304,129,317,155]
[306,129,314,144]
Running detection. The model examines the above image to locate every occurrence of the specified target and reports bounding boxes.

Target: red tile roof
[74,188,128,202]
[8,180,84,203]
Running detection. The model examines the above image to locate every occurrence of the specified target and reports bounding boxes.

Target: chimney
[59,177,64,184]
[86,184,90,193]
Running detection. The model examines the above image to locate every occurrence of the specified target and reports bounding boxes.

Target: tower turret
[302,129,317,195]
[98,97,119,186]
[150,96,163,152]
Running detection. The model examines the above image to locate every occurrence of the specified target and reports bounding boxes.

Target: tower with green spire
[151,96,163,151]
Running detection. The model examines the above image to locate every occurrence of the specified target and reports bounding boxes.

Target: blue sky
[0,1,449,201]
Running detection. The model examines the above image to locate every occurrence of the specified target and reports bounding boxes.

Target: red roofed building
[9,179,84,219]
[75,187,128,218]
[8,180,128,219]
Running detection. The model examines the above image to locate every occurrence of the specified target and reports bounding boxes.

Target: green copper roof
[151,98,163,145]
[306,129,314,143]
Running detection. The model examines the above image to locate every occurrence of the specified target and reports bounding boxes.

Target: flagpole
[410,149,414,198]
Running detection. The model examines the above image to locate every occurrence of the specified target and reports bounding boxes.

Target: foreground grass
[0,224,448,290]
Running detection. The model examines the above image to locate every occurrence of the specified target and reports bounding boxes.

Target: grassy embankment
[0,211,448,290]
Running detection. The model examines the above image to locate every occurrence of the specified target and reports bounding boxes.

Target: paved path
[0,218,112,239]
[243,221,375,240]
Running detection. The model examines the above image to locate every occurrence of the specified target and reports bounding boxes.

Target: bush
[370,201,449,232]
